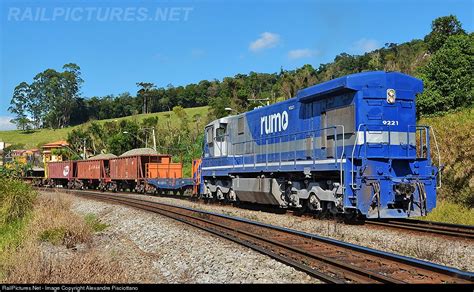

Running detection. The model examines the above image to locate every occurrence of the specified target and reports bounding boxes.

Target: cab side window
[216,126,226,142]
[206,126,214,144]
[238,117,244,135]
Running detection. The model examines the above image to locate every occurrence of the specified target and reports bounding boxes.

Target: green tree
[13,64,83,129]
[136,82,155,114]
[61,63,84,127]
[424,15,466,53]
[8,82,31,130]
[417,33,473,115]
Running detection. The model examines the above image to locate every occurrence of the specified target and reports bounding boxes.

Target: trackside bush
[0,179,37,224]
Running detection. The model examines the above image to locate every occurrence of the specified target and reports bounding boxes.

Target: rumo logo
[260,111,289,135]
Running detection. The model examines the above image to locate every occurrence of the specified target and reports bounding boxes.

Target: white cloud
[288,49,319,60]
[249,32,280,52]
[191,49,205,58]
[0,116,16,131]
[352,38,380,54]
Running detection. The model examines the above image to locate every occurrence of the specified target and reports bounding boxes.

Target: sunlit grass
[84,213,108,232]
[419,107,474,207]
[418,200,474,226]
[0,106,209,149]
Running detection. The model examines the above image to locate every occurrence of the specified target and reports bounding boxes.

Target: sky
[0,0,473,130]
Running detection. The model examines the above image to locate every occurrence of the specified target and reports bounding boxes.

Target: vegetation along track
[41,188,473,284]
[366,218,474,240]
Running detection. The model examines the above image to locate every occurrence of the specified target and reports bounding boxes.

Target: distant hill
[0,106,209,149]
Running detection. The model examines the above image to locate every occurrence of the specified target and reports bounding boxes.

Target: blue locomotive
[199,71,441,219]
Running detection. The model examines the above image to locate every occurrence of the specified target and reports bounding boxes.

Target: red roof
[42,140,69,148]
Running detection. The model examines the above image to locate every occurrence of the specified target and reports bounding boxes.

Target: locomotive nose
[393,183,415,199]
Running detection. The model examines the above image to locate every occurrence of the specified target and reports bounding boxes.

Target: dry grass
[1,192,129,283]
[5,244,128,284]
[420,107,474,207]
[32,193,92,248]
[408,241,448,263]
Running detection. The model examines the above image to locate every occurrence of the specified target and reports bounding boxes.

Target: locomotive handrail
[351,124,365,189]
[351,123,394,189]
[210,126,347,190]
[407,125,441,189]
[351,124,441,190]
[224,125,347,190]
[334,125,345,192]
[230,126,345,159]
[430,126,442,189]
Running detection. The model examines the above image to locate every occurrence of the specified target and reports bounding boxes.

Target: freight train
[42,149,197,195]
[34,71,441,219]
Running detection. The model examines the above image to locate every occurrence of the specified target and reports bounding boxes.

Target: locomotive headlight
[386,89,396,104]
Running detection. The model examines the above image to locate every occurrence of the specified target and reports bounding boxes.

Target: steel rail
[76,192,392,283]
[41,188,474,284]
[366,219,474,240]
[35,186,473,241]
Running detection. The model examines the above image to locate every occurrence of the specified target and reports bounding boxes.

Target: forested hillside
[1,15,472,208]
[8,15,472,131]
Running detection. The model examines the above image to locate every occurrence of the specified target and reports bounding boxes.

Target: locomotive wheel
[343,210,362,224]
[306,194,321,213]
[216,188,224,201]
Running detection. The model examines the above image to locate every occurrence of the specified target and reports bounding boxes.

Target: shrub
[421,200,474,225]
[39,227,67,245]
[0,179,37,224]
[420,107,474,207]
[84,214,108,232]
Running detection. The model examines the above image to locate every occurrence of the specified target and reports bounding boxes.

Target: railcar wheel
[227,189,237,202]
[184,188,193,197]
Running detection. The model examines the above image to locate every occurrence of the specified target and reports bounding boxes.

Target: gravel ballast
[47,191,320,283]
[85,192,474,272]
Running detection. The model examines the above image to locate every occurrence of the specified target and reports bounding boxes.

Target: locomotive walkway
[41,188,474,284]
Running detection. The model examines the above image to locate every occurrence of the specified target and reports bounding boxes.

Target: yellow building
[11,148,41,165]
[42,140,70,163]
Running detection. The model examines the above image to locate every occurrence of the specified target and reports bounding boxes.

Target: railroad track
[34,186,473,241]
[41,188,473,284]
[366,218,474,240]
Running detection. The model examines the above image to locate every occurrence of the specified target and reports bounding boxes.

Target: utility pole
[83,138,87,159]
[152,127,157,153]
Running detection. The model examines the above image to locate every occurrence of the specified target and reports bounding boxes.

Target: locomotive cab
[205,117,230,158]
